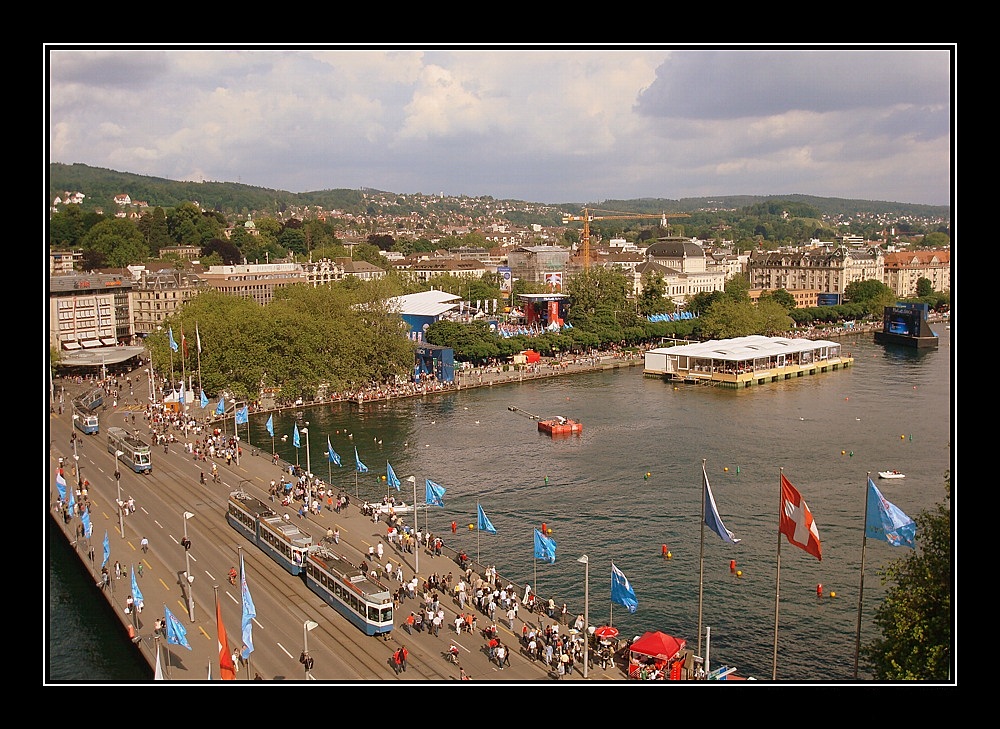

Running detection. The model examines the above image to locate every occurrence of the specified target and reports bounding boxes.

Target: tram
[226,490,393,636]
[72,401,100,434]
[304,544,395,637]
[107,427,152,474]
[226,491,312,575]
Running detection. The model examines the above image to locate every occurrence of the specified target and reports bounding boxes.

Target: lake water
[48,326,953,682]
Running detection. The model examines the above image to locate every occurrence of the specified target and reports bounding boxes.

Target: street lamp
[302,619,318,679]
[301,425,311,479]
[182,511,195,621]
[407,476,418,575]
[577,554,589,679]
[115,450,124,538]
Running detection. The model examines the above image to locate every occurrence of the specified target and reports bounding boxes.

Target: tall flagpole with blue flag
[698,458,740,658]
[131,564,144,615]
[235,404,249,463]
[266,414,274,456]
[293,425,301,466]
[326,435,341,486]
[354,447,368,499]
[164,604,191,650]
[386,461,401,500]
[102,530,110,568]
[476,503,497,565]
[853,474,917,678]
[611,561,638,625]
[240,548,256,678]
[532,527,556,602]
[425,479,446,534]
[167,327,178,401]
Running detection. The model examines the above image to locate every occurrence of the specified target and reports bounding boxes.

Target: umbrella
[594,625,620,641]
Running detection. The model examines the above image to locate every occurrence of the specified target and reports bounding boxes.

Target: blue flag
[200,389,209,408]
[56,472,67,501]
[164,605,191,650]
[534,528,556,563]
[866,478,917,548]
[102,530,110,568]
[235,405,248,425]
[387,461,401,491]
[67,487,76,516]
[215,397,225,416]
[130,564,144,606]
[355,447,368,474]
[425,479,445,507]
[611,562,638,613]
[703,463,740,544]
[327,437,341,466]
[478,504,497,535]
[81,509,92,539]
[293,425,301,449]
[265,415,274,437]
[240,552,256,660]
[168,327,179,353]
[179,381,185,407]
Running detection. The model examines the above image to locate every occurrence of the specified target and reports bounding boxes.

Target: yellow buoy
[468,524,474,530]
[736,570,743,577]
[724,467,729,472]
[901,434,906,439]
[842,450,846,455]
[666,551,672,559]
[546,528,552,535]
[830,591,837,598]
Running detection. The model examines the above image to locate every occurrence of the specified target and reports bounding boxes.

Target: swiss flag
[779,473,822,560]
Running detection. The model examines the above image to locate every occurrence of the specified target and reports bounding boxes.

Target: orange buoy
[730,559,736,573]
[662,544,668,558]
[816,583,823,597]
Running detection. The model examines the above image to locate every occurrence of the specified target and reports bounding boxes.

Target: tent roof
[629,631,686,660]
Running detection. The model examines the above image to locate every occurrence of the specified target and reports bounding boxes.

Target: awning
[63,342,82,350]
[81,340,102,348]
[101,338,117,346]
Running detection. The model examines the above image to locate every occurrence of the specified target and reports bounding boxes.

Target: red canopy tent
[629,631,686,661]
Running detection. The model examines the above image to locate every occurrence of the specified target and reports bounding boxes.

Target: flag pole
[234,403,240,466]
[853,472,872,680]
[180,324,188,420]
[195,322,203,407]
[609,559,614,627]
[698,458,707,660]
[772,467,783,681]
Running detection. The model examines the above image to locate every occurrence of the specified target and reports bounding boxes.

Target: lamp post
[407,476,418,575]
[301,425,311,479]
[578,554,589,679]
[115,450,124,538]
[182,511,195,621]
[302,619,318,679]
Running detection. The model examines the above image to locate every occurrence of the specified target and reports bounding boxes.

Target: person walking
[140,536,149,553]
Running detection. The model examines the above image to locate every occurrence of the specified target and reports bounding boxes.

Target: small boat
[538,416,582,435]
[878,470,905,479]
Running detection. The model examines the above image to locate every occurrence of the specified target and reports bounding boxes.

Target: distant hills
[48,162,950,221]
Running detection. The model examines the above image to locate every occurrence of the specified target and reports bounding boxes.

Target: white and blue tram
[305,545,395,637]
[73,401,100,434]
[107,427,152,474]
[226,491,312,575]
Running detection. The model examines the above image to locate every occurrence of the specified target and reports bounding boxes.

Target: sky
[46,45,954,207]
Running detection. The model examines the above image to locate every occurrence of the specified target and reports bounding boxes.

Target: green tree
[637,271,671,317]
[80,217,150,267]
[861,476,951,681]
[845,279,897,318]
[697,298,759,339]
[201,237,242,265]
[916,278,934,297]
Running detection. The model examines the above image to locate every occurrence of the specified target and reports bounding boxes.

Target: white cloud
[46,45,953,205]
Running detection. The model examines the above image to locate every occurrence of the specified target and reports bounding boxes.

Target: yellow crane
[562,207,691,270]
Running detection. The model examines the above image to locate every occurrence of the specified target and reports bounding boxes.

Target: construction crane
[562,207,691,270]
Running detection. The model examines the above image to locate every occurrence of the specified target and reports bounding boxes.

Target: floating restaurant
[643,335,853,389]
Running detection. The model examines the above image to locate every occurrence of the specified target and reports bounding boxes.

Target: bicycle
[445,645,460,665]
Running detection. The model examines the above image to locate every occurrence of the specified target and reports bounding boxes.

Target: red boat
[537,416,582,436]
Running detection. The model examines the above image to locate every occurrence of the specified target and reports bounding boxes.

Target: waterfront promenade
[48,355,643,683]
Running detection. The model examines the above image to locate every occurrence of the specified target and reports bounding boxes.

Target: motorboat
[878,470,905,479]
